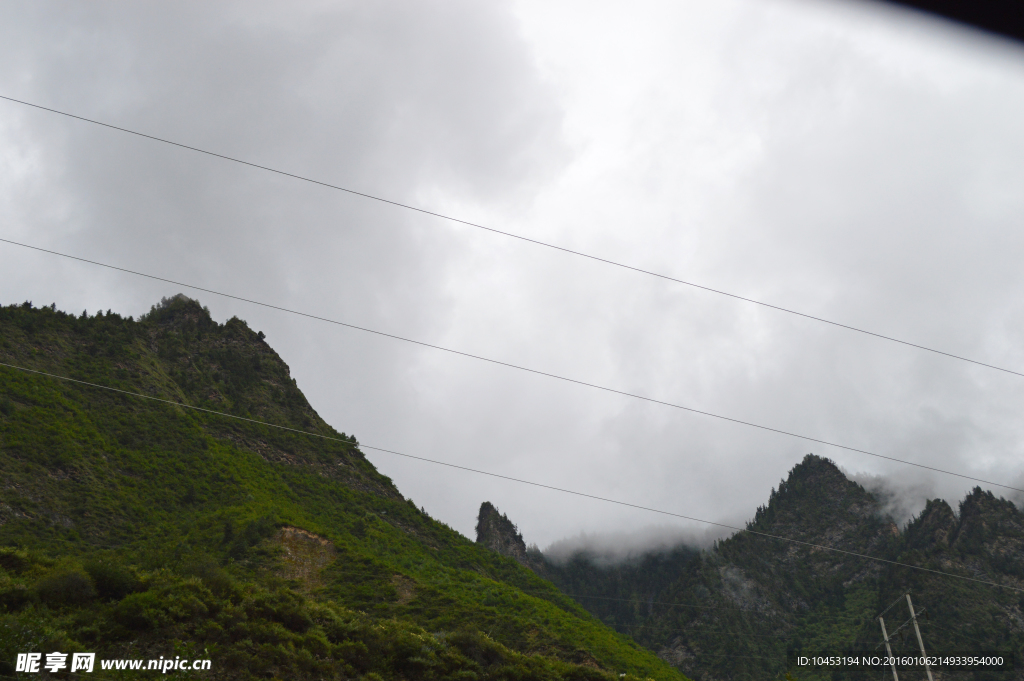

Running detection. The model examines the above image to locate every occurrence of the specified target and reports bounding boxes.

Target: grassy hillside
[0,296,688,681]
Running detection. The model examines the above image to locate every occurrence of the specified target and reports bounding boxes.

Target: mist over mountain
[538,462,954,567]
[845,469,941,528]
[543,524,732,567]
[3,295,1023,681]
[0,293,1021,681]
[478,455,1024,680]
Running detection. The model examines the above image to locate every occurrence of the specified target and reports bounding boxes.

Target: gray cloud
[1,0,1023,550]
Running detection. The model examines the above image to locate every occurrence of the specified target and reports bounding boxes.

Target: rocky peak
[476,502,526,557]
[780,454,859,499]
[475,502,544,572]
[143,293,213,326]
[953,487,1024,555]
[747,454,883,542]
[958,487,1020,526]
[904,498,957,551]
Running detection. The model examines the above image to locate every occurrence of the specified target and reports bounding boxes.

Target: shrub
[182,560,237,598]
[114,591,167,630]
[84,560,139,600]
[35,571,96,608]
[248,592,313,633]
[0,584,33,612]
[0,549,30,574]
[228,514,279,558]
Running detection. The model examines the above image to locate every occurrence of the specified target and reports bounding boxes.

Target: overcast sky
[2,0,1023,551]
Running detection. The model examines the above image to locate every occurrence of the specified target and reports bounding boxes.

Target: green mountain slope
[0,296,687,681]
[480,457,1024,680]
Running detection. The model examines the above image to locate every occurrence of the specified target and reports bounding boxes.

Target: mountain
[0,296,686,681]
[477,456,1024,680]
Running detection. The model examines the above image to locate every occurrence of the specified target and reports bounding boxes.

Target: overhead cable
[1,94,1021,379]
[1,237,1020,496]
[0,360,1020,594]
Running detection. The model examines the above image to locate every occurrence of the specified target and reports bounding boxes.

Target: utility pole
[879,616,900,681]
[906,594,934,681]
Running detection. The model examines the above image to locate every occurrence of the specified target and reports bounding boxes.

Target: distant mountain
[478,456,1024,680]
[0,296,685,681]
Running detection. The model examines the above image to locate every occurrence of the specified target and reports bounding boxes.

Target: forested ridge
[479,459,1024,680]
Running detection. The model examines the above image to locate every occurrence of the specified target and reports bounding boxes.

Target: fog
[847,470,941,528]
[1,0,1023,549]
[543,524,732,566]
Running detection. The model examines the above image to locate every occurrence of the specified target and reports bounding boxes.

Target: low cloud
[845,469,938,528]
[542,523,735,566]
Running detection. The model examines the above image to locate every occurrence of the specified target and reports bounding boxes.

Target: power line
[1,553,779,660]
[292,568,1016,644]
[272,565,885,642]
[551,591,765,614]
[1,94,1021,381]
[317,566,771,616]
[1,360,1021,594]
[874,610,928,649]
[2,238,1021,497]
[922,620,1005,649]
[293,568,800,643]
[3,562,784,662]
[621,624,789,641]
[877,592,910,619]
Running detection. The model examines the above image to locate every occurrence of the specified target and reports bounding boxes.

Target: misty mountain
[0,297,683,681]
[3,295,1021,681]
[477,456,1024,680]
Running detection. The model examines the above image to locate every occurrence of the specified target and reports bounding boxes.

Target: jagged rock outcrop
[904,498,958,551]
[475,502,545,572]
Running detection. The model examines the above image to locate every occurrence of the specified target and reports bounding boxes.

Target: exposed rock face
[276,526,337,590]
[475,502,545,572]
